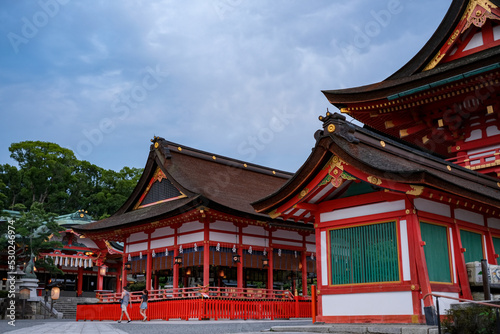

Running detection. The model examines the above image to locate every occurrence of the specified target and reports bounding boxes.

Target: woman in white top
[118,287,132,323]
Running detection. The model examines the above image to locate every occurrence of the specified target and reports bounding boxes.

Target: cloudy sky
[0,0,453,173]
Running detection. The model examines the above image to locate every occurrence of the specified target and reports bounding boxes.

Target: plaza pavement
[0,319,439,334]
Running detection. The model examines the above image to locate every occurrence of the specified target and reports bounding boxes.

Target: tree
[10,202,64,275]
[8,141,77,212]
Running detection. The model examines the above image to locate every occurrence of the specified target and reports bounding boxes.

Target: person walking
[118,286,132,323]
[139,289,149,321]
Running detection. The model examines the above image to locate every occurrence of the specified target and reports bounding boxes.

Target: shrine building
[253,0,500,324]
[73,137,316,295]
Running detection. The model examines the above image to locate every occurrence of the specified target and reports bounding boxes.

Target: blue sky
[0,0,453,173]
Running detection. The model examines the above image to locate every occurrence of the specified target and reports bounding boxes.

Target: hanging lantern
[232,254,241,263]
[124,262,132,271]
[262,258,269,268]
[174,255,183,265]
[51,286,60,300]
[186,268,192,276]
[99,265,107,276]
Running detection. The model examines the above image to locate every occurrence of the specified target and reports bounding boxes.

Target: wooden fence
[77,287,312,321]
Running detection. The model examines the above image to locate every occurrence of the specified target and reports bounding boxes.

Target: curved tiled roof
[74,138,294,233]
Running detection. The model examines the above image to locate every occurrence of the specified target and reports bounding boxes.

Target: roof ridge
[151,137,293,179]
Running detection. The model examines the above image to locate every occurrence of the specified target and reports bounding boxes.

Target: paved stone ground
[0,319,314,334]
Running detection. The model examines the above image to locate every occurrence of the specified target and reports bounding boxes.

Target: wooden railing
[96,287,298,303]
[79,287,311,321]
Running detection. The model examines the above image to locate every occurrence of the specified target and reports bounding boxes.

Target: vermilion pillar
[77,266,83,296]
[204,221,210,287]
[267,249,273,291]
[237,247,243,289]
[97,267,103,291]
[237,226,243,289]
[146,252,152,290]
[122,239,128,290]
[173,248,179,290]
[301,251,307,296]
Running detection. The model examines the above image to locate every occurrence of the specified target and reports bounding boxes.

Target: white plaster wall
[320,200,405,222]
[151,226,174,238]
[179,221,204,233]
[211,220,236,232]
[400,220,411,281]
[306,234,316,243]
[178,231,204,244]
[273,229,302,241]
[454,209,484,226]
[484,235,489,262]
[321,231,327,286]
[128,232,148,243]
[151,237,174,249]
[449,227,457,283]
[423,292,459,315]
[273,239,303,247]
[243,225,266,236]
[242,235,267,247]
[414,198,451,217]
[488,218,500,230]
[322,291,413,316]
[127,242,148,253]
[209,231,236,243]
[306,244,316,253]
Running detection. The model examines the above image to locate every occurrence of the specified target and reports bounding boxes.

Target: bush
[443,305,499,334]
[127,282,146,292]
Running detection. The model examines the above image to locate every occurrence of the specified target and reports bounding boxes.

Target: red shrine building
[253,0,500,324]
[73,138,316,295]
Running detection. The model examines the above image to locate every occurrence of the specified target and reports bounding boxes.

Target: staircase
[52,297,98,319]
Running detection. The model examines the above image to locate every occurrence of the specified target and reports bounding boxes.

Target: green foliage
[128,282,146,292]
[8,202,64,275]
[0,141,142,219]
[0,290,8,298]
[442,305,499,334]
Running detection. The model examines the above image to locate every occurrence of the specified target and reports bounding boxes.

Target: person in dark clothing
[139,289,148,321]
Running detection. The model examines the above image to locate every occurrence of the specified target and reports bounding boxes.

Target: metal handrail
[423,293,500,334]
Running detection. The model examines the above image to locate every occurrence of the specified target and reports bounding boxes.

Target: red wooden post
[77,266,83,297]
[173,248,179,290]
[294,293,299,318]
[311,285,316,323]
[203,223,210,287]
[301,250,307,296]
[146,252,152,290]
[122,239,128,290]
[237,247,243,289]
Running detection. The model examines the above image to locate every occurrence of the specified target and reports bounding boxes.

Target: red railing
[78,287,311,321]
